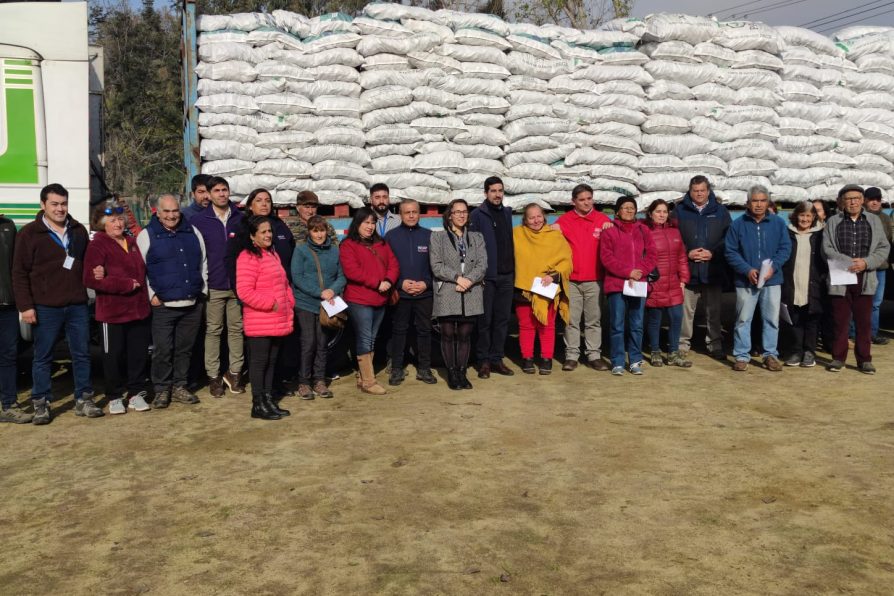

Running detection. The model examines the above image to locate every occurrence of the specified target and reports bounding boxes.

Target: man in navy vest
[137,195,208,408]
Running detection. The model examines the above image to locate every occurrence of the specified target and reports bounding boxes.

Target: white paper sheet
[531,277,559,299]
[779,302,792,326]
[321,296,349,316]
[828,258,858,286]
[756,259,772,289]
[622,280,648,298]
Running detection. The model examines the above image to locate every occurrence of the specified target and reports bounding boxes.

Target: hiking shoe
[208,376,225,398]
[872,335,889,345]
[611,366,624,376]
[152,389,171,409]
[538,359,553,375]
[491,361,515,376]
[32,398,51,425]
[477,362,491,379]
[586,358,610,371]
[859,362,876,375]
[75,396,104,418]
[416,369,437,384]
[650,351,664,367]
[784,354,802,367]
[667,351,692,368]
[827,360,844,372]
[629,361,644,375]
[733,360,749,372]
[521,358,536,374]
[108,398,126,415]
[800,352,816,368]
[298,384,314,400]
[0,403,33,424]
[562,359,578,371]
[388,367,406,386]
[312,380,333,398]
[171,386,199,404]
[127,391,151,412]
[763,356,783,372]
[711,350,726,361]
[223,370,245,395]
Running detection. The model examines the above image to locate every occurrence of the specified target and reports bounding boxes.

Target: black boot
[264,393,290,417]
[447,368,461,390]
[459,368,473,390]
[251,393,281,420]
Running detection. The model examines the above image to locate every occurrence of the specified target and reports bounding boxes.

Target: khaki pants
[205,289,244,378]
[679,284,723,354]
[563,280,603,361]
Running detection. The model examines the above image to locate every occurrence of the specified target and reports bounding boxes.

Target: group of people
[0,173,890,425]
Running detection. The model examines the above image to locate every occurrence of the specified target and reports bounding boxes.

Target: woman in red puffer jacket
[236,215,295,420]
[644,199,692,368]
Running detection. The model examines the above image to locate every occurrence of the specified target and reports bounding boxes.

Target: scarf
[513,223,573,325]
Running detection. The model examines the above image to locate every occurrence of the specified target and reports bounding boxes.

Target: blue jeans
[645,305,683,353]
[347,303,385,356]
[733,285,781,361]
[0,308,18,408]
[32,304,93,402]
[607,292,645,368]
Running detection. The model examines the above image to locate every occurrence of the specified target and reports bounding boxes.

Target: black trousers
[247,336,281,395]
[787,304,819,356]
[297,309,327,384]
[151,303,203,392]
[390,296,433,370]
[477,272,514,364]
[102,318,151,398]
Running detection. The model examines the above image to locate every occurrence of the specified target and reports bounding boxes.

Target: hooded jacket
[670,192,732,286]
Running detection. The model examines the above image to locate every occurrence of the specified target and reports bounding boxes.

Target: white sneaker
[108,398,126,415]
[128,391,151,412]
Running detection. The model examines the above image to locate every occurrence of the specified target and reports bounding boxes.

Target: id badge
[63,256,75,270]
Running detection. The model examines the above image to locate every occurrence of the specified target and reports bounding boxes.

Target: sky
[630,0,894,34]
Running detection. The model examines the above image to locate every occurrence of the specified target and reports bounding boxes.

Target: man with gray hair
[724,185,791,372]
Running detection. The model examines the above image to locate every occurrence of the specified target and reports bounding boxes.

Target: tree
[512,0,634,29]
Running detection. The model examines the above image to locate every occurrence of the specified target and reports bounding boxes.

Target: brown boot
[357,353,386,395]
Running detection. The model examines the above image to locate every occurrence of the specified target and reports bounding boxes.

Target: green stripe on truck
[4,78,32,85]
[3,60,33,66]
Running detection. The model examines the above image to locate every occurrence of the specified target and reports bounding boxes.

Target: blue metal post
[181,0,199,198]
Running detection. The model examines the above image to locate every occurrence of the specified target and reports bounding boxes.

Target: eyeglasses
[451,210,469,216]
[104,206,125,215]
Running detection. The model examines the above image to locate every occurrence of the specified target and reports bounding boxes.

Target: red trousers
[831,278,873,364]
[516,302,556,359]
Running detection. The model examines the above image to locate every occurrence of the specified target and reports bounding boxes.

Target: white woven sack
[778,118,817,136]
[503,117,573,142]
[642,115,691,135]
[733,87,782,108]
[362,54,410,71]
[715,21,782,53]
[253,159,312,177]
[713,190,747,205]
[402,19,455,43]
[781,47,826,69]
[310,179,369,197]
[429,75,509,96]
[640,41,698,62]
[376,172,450,190]
[855,54,894,75]
[360,86,413,113]
[454,126,508,146]
[551,40,603,63]
[506,35,561,60]
[647,99,720,120]
[565,147,635,167]
[691,83,737,104]
[592,80,647,97]
[640,134,714,157]
[845,107,894,127]
[682,154,728,176]
[714,175,771,192]
[645,60,718,87]
[307,65,359,84]
[690,117,738,143]
[638,172,702,193]
[506,136,558,153]
[637,154,686,173]
[810,152,857,168]
[642,14,718,44]
[412,151,467,174]
[367,143,421,159]
[712,105,779,126]
[465,158,507,174]
[256,131,315,149]
[369,156,414,174]
[508,89,555,108]
[581,135,642,155]
[727,157,777,177]
[307,12,356,36]
[360,70,429,92]
[503,145,575,168]
[365,125,423,146]
[858,121,894,142]
[555,104,645,126]
[507,76,549,92]
[854,154,894,174]
[600,17,647,37]
[286,81,360,100]
[836,140,894,162]
[771,185,810,202]
[410,116,467,139]
[407,51,461,74]
[255,93,313,115]
[198,112,284,133]
[775,135,839,153]
[507,164,556,181]
[712,139,777,161]
[302,33,361,54]
[596,49,650,67]
[200,140,278,161]
[820,86,857,106]
[314,127,365,147]
[456,96,510,115]
[774,151,812,169]
[502,178,560,194]
[255,62,312,82]
[195,61,257,82]
[568,93,647,111]
[197,43,255,64]
[196,14,235,31]
[778,101,842,121]
[458,113,506,128]
[645,80,694,101]
[840,34,894,61]
[311,160,370,184]
[198,79,283,97]
[737,122,780,142]
[437,43,506,65]
[782,65,841,87]
[202,159,254,177]
[302,145,369,165]
[229,174,288,195]
[197,30,250,46]
[570,64,653,85]
[548,76,596,94]
[779,81,822,103]
[591,165,638,185]
[439,173,481,189]
[717,68,781,90]
[199,125,258,144]
[771,168,842,187]
[412,86,461,109]
[352,16,412,38]
[313,96,360,118]
[363,3,440,22]
[856,91,894,110]
[285,114,359,132]
[452,28,512,51]
[357,34,439,57]
[505,52,568,80]
[436,9,509,35]
[281,48,364,69]
[692,42,737,67]
[195,94,259,116]
[776,26,842,56]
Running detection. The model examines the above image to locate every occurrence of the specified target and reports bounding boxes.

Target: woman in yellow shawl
[513,203,573,375]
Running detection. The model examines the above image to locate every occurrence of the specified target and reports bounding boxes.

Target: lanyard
[378,217,387,238]
[48,228,70,254]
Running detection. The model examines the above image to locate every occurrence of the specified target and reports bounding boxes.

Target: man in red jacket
[554,184,612,371]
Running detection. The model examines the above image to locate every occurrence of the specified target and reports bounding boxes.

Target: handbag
[368,244,399,305]
[640,226,660,283]
[310,250,347,330]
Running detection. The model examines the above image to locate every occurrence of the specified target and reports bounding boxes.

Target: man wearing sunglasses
[12,183,102,424]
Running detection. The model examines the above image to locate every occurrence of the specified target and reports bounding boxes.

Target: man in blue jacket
[725,185,792,372]
[190,176,245,397]
[386,199,437,386]
[469,176,515,378]
[182,174,212,222]
[671,175,732,360]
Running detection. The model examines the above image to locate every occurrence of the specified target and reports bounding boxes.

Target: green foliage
[512,0,634,28]
[91,0,183,196]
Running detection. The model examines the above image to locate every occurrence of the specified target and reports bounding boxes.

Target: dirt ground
[2,325,893,595]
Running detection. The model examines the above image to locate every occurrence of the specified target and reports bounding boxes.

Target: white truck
[0,1,97,227]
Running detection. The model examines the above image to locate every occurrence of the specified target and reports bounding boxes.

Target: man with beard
[369,183,400,238]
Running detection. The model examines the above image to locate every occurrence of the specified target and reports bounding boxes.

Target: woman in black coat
[782,201,827,368]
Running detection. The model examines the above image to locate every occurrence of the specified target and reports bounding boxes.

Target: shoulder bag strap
[309,249,325,293]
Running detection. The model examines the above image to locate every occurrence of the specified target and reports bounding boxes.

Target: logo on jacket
[417,245,429,253]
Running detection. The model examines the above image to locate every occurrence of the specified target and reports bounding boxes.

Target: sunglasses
[104,206,125,215]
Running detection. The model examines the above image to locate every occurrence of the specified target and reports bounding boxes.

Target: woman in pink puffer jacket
[236,216,295,421]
